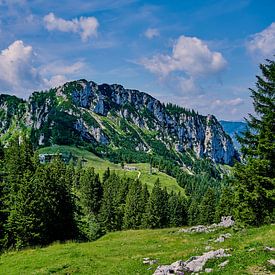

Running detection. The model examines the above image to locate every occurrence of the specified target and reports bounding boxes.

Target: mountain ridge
[0,79,239,165]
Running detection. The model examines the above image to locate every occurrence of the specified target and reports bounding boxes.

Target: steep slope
[0,79,239,165]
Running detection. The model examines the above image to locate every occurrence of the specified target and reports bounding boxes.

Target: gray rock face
[0,80,239,165]
[179,216,235,233]
[67,80,239,165]
[153,249,231,274]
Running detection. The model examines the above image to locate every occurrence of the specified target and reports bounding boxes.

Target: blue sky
[0,0,274,120]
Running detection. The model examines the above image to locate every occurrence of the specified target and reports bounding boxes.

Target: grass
[37,145,184,194]
[0,225,274,274]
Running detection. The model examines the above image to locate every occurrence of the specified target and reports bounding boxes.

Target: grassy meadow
[0,225,274,274]
[38,145,184,193]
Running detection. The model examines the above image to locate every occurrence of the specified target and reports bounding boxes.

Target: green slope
[0,225,274,274]
[37,145,184,193]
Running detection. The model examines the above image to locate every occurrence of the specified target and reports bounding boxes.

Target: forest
[0,59,274,251]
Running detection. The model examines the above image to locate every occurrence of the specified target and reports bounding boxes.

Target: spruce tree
[123,180,143,229]
[144,179,166,228]
[199,187,216,225]
[234,59,275,225]
[188,199,200,226]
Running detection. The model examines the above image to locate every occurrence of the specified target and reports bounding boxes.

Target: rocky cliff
[0,79,239,165]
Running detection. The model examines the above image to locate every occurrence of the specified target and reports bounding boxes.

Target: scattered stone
[248,248,256,252]
[143,258,158,265]
[205,246,213,251]
[219,260,229,268]
[214,233,231,243]
[267,259,275,266]
[179,216,235,233]
[153,249,231,274]
[219,216,235,228]
[264,247,275,252]
[205,268,213,273]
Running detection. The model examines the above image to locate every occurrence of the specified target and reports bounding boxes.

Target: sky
[0,0,274,121]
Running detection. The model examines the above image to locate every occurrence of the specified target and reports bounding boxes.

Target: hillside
[0,224,274,274]
[38,145,184,193]
[0,79,239,167]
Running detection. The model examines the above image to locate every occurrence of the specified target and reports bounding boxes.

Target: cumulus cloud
[44,75,68,88]
[0,40,88,96]
[144,28,159,39]
[44,12,99,41]
[140,35,227,77]
[0,40,43,95]
[139,35,227,94]
[247,22,275,57]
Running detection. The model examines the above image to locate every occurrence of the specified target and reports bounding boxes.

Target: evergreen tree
[168,192,187,227]
[144,179,166,228]
[215,185,235,222]
[234,59,275,225]
[79,167,103,215]
[188,199,200,226]
[102,167,110,183]
[123,180,144,229]
[199,187,216,225]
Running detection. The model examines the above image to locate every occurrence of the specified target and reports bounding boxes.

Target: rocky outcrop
[0,79,239,165]
[153,248,231,274]
[64,80,238,164]
[179,216,235,233]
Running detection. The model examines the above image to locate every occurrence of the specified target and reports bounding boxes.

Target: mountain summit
[0,79,239,165]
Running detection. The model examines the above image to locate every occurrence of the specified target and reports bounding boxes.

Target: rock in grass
[264,247,275,252]
[205,268,213,273]
[219,260,229,267]
[153,249,231,274]
[267,259,275,266]
[179,216,235,233]
[214,233,232,243]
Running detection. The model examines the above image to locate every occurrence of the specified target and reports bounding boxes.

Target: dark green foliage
[199,187,217,225]
[79,167,103,215]
[123,180,144,229]
[215,184,235,222]
[168,192,187,227]
[187,199,200,226]
[143,179,168,228]
[233,59,275,226]
[233,159,275,225]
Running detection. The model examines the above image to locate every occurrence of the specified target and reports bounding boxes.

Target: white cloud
[0,40,88,96]
[0,40,43,95]
[44,12,99,42]
[41,61,85,76]
[140,35,227,77]
[144,28,159,39]
[44,75,68,88]
[212,97,244,107]
[139,35,227,94]
[247,22,275,57]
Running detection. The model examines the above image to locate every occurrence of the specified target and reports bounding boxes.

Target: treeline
[0,136,232,251]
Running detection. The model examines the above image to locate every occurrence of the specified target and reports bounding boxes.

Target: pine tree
[123,180,143,229]
[234,59,275,225]
[215,185,235,222]
[188,199,200,226]
[199,187,216,225]
[144,179,166,228]
[168,192,187,227]
[79,167,103,215]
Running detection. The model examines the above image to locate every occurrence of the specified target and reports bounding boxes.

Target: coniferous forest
[0,59,274,252]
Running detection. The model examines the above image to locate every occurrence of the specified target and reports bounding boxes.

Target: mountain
[0,79,239,165]
[220,120,247,150]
